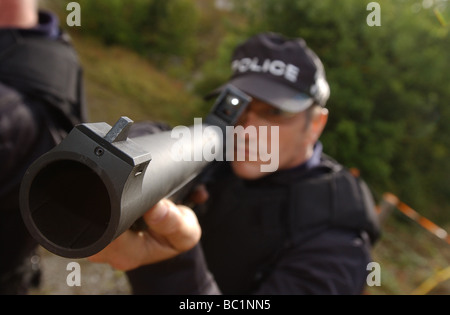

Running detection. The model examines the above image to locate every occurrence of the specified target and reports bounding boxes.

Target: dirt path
[29,246,131,295]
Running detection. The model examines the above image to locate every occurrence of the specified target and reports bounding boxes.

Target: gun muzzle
[19,117,221,258]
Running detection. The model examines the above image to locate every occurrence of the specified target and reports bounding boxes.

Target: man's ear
[310,108,328,143]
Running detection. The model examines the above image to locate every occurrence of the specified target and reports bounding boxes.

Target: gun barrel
[19,118,222,258]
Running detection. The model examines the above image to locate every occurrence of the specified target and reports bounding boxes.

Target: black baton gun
[19,85,250,258]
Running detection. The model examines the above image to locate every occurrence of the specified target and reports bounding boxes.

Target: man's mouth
[235,138,258,161]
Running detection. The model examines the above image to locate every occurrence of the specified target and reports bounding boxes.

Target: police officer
[90,33,380,295]
[0,0,86,294]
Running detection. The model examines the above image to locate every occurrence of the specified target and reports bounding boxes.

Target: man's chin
[230,160,267,180]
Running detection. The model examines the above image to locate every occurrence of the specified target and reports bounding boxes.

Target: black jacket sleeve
[126,244,221,295]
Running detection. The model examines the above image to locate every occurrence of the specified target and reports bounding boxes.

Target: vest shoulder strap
[0,30,86,125]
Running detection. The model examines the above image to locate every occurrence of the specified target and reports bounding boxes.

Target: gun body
[20,119,219,258]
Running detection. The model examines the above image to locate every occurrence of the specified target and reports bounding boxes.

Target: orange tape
[382,193,450,246]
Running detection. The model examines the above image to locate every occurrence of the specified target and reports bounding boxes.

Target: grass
[366,211,450,295]
[70,34,206,127]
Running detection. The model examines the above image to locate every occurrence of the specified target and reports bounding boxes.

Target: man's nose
[236,106,259,128]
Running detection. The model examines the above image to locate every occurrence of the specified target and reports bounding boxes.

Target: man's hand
[88,199,201,271]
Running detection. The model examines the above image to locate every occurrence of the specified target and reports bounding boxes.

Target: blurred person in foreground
[91,32,381,295]
[0,0,86,294]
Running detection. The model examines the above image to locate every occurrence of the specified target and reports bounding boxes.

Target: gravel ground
[29,246,131,295]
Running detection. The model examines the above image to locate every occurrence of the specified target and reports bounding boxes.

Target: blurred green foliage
[77,0,198,57]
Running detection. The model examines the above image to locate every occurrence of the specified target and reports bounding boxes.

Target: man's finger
[143,199,201,251]
[189,184,209,205]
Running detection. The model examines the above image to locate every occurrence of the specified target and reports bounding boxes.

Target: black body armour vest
[196,158,380,294]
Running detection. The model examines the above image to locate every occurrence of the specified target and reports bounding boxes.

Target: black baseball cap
[220,32,330,113]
